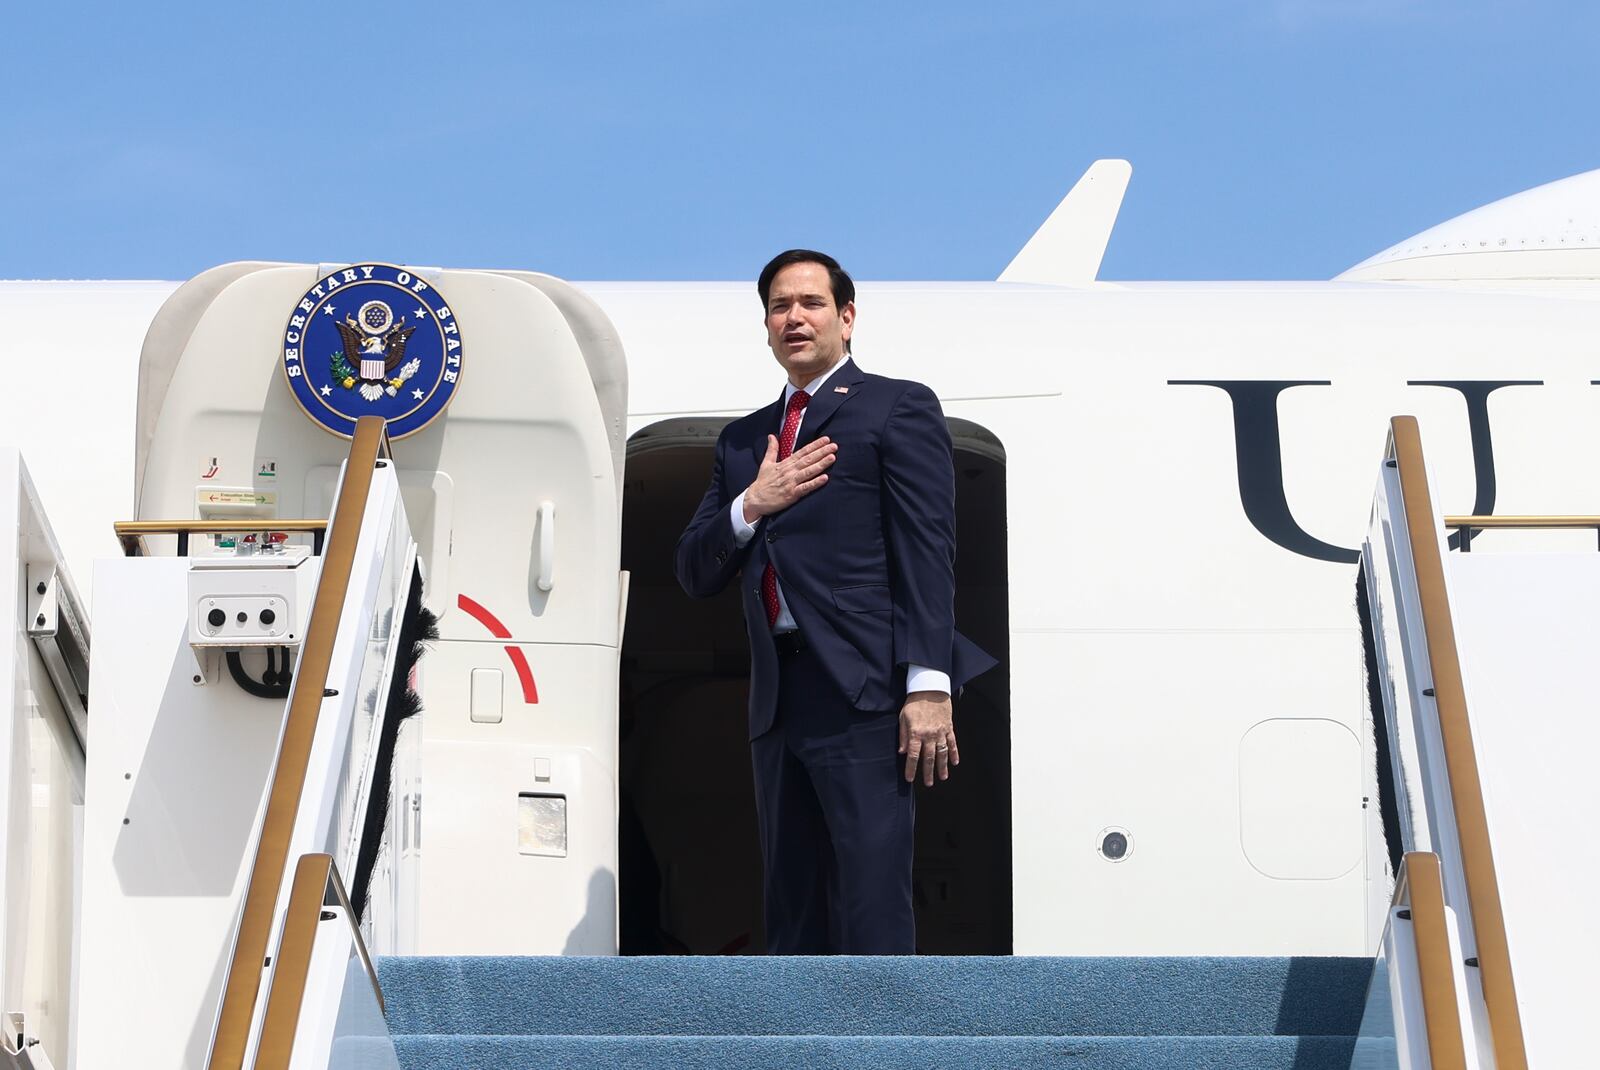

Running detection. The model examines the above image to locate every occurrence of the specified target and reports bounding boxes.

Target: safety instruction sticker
[255,458,278,481]
[196,489,276,508]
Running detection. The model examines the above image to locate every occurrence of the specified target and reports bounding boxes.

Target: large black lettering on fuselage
[1169,379,1541,561]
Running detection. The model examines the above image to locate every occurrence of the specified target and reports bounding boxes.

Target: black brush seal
[349,567,438,922]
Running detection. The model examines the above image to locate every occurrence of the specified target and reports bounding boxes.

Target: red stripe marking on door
[457,593,539,704]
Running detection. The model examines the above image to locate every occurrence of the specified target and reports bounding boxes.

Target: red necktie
[762,389,810,628]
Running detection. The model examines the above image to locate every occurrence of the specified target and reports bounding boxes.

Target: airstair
[0,260,631,1070]
[1347,416,1599,1069]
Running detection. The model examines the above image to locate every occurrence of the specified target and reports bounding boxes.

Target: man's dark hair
[757,249,855,312]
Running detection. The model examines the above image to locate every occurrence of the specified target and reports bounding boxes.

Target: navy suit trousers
[751,639,915,955]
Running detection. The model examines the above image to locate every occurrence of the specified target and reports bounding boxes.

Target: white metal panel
[419,737,616,954]
[414,640,619,954]
[132,263,283,509]
[0,450,26,1027]
[489,271,629,510]
[75,557,293,1070]
[17,645,77,1068]
[1447,552,1600,1070]
[0,450,86,1068]
[1010,629,1368,955]
[0,282,175,604]
[1238,719,1363,880]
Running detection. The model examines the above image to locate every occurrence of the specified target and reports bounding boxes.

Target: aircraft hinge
[25,566,56,638]
[0,1011,54,1069]
[413,790,423,851]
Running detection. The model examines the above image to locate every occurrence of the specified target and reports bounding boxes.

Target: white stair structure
[58,261,629,1070]
[0,450,89,1070]
[1356,415,1600,1069]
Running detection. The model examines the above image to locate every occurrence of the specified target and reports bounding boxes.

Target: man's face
[764,261,854,386]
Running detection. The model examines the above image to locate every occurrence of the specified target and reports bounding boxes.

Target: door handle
[536,500,555,592]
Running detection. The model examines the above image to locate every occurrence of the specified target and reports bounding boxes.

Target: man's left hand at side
[899,691,959,786]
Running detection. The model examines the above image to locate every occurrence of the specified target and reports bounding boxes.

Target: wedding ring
[935,744,949,752]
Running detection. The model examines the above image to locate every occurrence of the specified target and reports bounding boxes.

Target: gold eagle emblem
[330,300,422,401]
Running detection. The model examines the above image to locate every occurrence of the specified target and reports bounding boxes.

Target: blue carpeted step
[391,1033,1359,1070]
[327,1035,401,1070]
[376,955,1369,1039]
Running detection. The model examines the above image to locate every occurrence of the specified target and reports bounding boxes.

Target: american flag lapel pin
[834,385,849,394]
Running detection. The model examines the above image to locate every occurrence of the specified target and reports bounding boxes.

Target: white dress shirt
[730,359,951,697]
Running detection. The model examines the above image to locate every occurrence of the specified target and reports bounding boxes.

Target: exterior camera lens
[207,608,226,628]
[260,608,276,626]
[1101,831,1129,860]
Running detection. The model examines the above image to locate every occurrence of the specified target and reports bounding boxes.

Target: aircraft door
[305,273,628,955]
[134,262,628,956]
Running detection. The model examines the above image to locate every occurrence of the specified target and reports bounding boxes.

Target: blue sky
[3,2,1596,281]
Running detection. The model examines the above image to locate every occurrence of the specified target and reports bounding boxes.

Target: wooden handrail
[1396,852,1469,1070]
[206,418,390,1070]
[114,519,329,558]
[254,854,383,1070]
[1445,514,1600,529]
[1389,416,1528,1070]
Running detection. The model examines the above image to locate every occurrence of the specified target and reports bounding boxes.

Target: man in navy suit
[675,250,994,955]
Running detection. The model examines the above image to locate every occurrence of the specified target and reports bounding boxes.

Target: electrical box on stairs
[186,547,315,648]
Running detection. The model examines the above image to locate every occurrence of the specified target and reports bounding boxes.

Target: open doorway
[618,416,1011,954]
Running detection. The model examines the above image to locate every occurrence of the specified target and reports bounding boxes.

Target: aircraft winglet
[999,159,1131,286]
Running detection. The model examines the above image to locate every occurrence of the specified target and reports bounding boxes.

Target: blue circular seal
[281,264,463,439]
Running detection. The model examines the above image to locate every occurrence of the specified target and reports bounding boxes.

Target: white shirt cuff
[906,664,951,696]
[730,493,757,547]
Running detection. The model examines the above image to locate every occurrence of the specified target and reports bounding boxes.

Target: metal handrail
[205,417,390,1070]
[1444,514,1600,528]
[253,854,383,1070]
[114,519,330,558]
[1443,514,1600,551]
[1395,852,1468,1070]
[1389,416,1529,1070]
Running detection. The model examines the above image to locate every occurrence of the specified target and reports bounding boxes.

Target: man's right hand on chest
[740,435,837,523]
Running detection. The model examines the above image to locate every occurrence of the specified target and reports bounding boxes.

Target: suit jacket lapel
[796,358,866,447]
[735,395,786,484]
